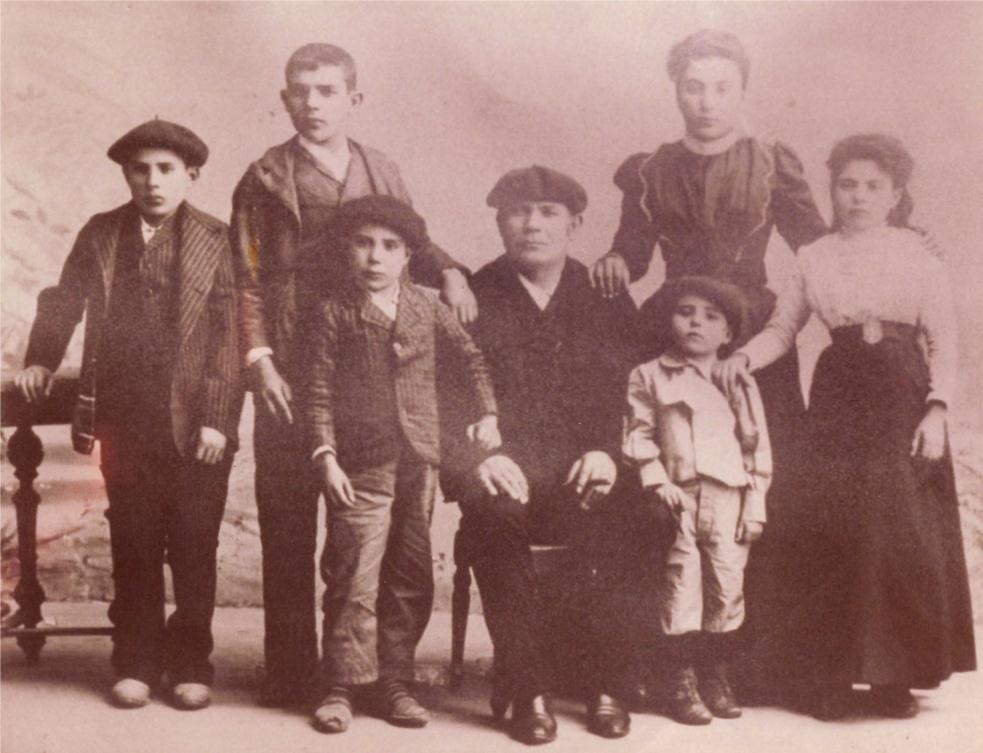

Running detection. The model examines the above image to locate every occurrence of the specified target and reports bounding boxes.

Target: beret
[486,165,588,214]
[107,119,209,167]
[649,275,750,346]
[333,195,428,252]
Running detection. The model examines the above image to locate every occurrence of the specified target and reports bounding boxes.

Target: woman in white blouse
[719,134,975,720]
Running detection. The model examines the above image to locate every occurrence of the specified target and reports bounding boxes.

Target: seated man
[444,166,640,745]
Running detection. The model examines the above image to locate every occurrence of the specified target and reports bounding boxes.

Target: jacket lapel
[94,204,133,307]
[392,285,423,339]
[252,138,301,222]
[176,203,222,347]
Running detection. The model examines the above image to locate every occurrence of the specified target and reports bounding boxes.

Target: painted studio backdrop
[2,2,982,611]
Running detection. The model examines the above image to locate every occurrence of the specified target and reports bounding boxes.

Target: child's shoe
[699,662,742,719]
[667,666,713,725]
[111,678,151,708]
[172,682,211,710]
[379,679,430,728]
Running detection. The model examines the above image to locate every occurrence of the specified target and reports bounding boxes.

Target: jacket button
[393,342,403,355]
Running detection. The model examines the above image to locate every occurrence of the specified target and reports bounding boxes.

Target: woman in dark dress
[722,134,976,719]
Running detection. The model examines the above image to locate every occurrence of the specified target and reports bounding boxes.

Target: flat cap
[486,165,588,214]
[650,275,750,346]
[334,195,429,252]
[107,119,209,167]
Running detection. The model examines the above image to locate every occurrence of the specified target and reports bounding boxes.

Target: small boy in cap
[622,275,771,725]
[305,195,498,733]
[230,43,479,706]
[15,120,242,709]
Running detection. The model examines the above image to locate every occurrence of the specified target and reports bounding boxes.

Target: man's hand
[195,427,228,465]
[590,254,630,298]
[15,365,54,404]
[317,453,356,507]
[912,403,947,461]
[475,454,529,503]
[566,451,617,510]
[441,269,478,324]
[252,355,293,424]
[713,353,753,393]
[467,414,501,452]
[736,514,764,544]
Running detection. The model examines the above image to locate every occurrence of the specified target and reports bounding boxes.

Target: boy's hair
[667,30,750,88]
[827,133,915,229]
[333,195,428,254]
[285,43,357,90]
[652,275,749,354]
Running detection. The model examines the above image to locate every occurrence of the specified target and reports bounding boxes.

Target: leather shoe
[586,693,630,738]
[510,694,557,746]
[379,680,430,728]
[111,678,151,708]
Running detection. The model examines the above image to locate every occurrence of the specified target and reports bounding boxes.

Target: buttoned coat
[230,138,463,377]
[24,201,242,456]
[307,283,497,471]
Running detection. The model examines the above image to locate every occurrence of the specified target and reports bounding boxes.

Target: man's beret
[651,275,750,345]
[107,119,209,167]
[333,195,429,252]
[486,165,588,214]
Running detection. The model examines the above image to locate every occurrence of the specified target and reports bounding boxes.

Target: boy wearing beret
[622,276,771,725]
[15,120,242,710]
[305,195,498,733]
[229,43,478,707]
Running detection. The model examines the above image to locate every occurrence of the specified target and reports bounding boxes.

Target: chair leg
[449,529,471,691]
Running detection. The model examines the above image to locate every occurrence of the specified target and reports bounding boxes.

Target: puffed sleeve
[918,255,958,407]
[608,153,661,282]
[770,141,828,252]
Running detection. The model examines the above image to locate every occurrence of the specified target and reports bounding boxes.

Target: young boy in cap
[622,275,771,725]
[305,195,498,733]
[15,120,241,710]
[230,43,478,707]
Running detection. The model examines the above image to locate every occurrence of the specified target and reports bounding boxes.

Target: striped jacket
[306,283,497,470]
[24,201,242,455]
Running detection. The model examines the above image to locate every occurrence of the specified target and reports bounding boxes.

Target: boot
[666,666,713,725]
[699,660,741,719]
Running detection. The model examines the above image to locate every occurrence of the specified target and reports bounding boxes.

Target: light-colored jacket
[623,351,772,522]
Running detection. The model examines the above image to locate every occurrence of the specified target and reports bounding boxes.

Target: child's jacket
[307,283,497,470]
[623,351,772,522]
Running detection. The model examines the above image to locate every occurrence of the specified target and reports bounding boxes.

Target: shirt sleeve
[622,365,670,488]
[770,142,829,253]
[739,256,813,372]
[919,256,958,407]
[608,154,662,282]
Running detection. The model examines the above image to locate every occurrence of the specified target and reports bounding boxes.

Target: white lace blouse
[740,226,957,406]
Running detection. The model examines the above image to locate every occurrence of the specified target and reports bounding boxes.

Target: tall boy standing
[623,276,771,725]
[306,196,498,732]
[16,120,241,710]
[230,43,477,706]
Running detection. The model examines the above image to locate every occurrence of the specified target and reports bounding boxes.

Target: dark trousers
[320,456,437,688]
[252,402,321,695]
[99,429,230,685]
[459,479,646,703]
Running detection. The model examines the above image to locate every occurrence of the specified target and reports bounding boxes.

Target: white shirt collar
[297,135,351,181]
[516,272,560,311]
[368,284,400,320]
[682,128,744,156]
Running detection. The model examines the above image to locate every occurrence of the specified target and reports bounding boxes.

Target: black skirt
[769,323,975,689]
